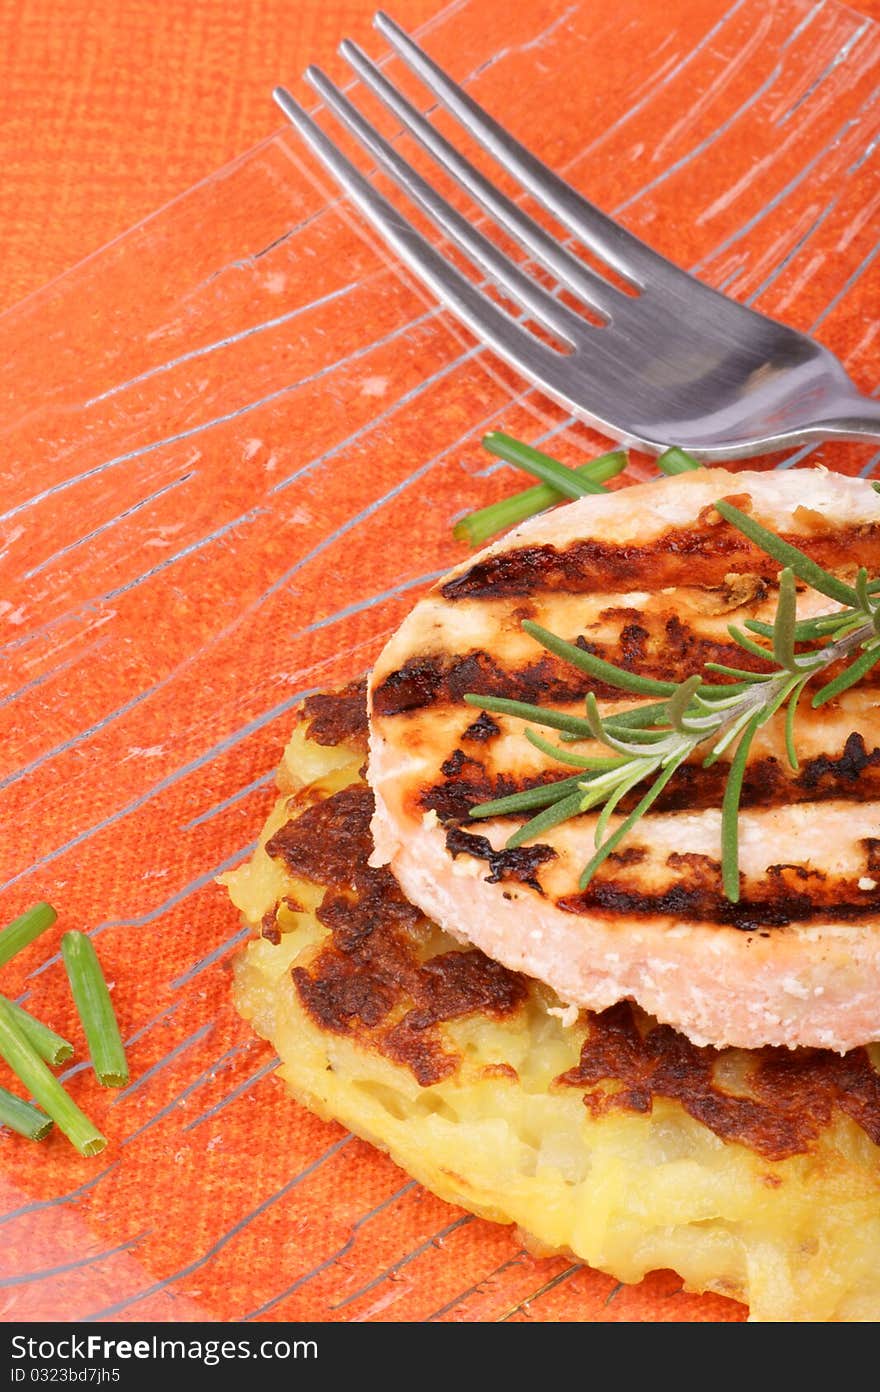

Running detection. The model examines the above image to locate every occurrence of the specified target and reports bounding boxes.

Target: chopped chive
[0,903,57,970]
[481,432,611,499]
[714,500,860,608]
[0,996,73,1066]
[61,933,129,1089]
[0,1086,53,1142]
[454,450,627,546]
[0,998,106,1156]
[657,447,702,474]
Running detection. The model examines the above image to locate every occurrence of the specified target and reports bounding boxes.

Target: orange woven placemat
[0,0,438,313]
[0,0,878,1324]
[2,0,877,315]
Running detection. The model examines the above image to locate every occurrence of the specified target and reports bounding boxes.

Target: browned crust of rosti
[437,519,880,602]
[301,678,369,750]
[262,687,880,1161]
[556,1001,880,1163]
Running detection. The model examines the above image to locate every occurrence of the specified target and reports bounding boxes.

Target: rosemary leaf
[772,568,798,671]
[810,640,880,708]
[522,621,677,698]
[721,714,762,903]
[578,750,690,889]
[463,693,596,737]
[524,728,626,770]
[506,791,585,849]
[466,479,880,906]
[593,759,658,847]
[468,776,584,818]
[728,625,776,664]
[714,500,860,608]
[756,674,801,728]
[745,613,845,640]
[703,663,774,681]
[666,675,703,731]
[784,677,810,771]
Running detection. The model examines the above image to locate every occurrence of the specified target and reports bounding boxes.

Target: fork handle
[814,392,880,445]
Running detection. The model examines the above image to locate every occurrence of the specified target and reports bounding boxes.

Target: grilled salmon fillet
[368,468,880,1053]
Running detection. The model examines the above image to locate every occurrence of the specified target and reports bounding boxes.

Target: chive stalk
[0,1086,53,1141]
[0,999,106,1155]
[0,903,57,970]
[454,449,627,546]
[657,446,702,474]
[481,431,615,498]
[0,996,73,1066]
[61,933,129,1089]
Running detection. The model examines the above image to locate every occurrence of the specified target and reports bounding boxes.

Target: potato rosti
[222,683,880,1323]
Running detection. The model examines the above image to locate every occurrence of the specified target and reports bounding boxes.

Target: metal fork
[274,12,880,460]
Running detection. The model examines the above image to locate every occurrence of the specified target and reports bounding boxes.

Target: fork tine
[338,38,622,324]
[375,11,667,289]
[303,64,584,346]
[273,85,564,384]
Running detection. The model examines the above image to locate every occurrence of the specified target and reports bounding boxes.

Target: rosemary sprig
[467,498,880,902]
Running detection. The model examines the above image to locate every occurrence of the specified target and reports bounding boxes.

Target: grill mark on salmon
[371,626,880,717]
[444,825,557,892]
[558,851,880,931]
[417,732,880,823]
[440,520,880,602]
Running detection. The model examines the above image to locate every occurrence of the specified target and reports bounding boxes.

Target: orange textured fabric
[2,0,877,314]
[0,0,879,1325]
[0,0,438,313]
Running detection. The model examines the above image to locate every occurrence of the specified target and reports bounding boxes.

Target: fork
[273,12,880,460]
